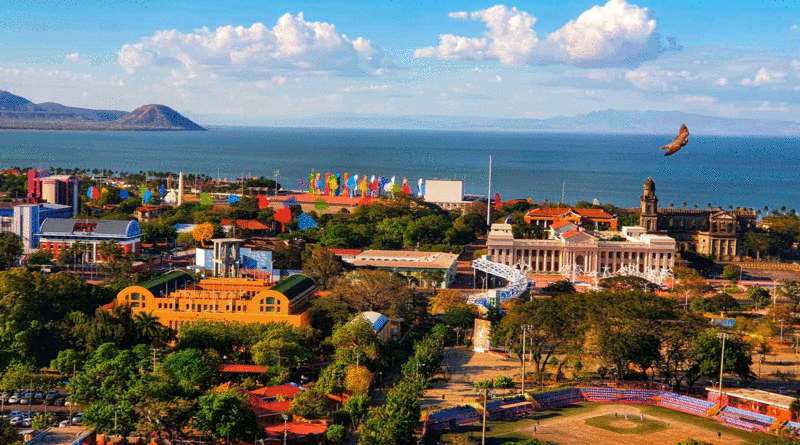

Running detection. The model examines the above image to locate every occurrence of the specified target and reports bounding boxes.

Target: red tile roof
[247,395,292,417]
[220,219,271,230]
[525,207,572,217]
[550,220,573,229]
[250,384,302,399]
[218,364,268,373]
[561,229,581,238]
[574,208,614,218]
[326,248,363,256]
[264,422,328,437]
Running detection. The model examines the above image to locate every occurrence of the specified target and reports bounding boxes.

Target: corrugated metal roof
[270,274,316,303]
[137,270,195,296]
[360,311,388,333]
[95,220,138,236]
[40,218,140,237]
[40,218,78,233]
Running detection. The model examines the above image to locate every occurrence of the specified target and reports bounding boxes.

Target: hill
[0,91,205,131]
[112,104,205,131]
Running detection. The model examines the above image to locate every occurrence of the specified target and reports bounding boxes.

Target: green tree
[307,296,351,338]
[542,280,576,296]
[133,311,163,344]
[330,270,411,316]
[193,389,259,444]
[26,251,53,265]
[441,307,475,345]
[158,349,215,393]
[272,243,303,270]
[721,265,741,283]
[743,231,772,260]
[691,293,740,313]
[748,287,772,310]
[32,412,58,430]
[84,401,138,435]
[327,424,346,444]
[780,281,800,304]
[302,245,343,290]
[343,394,370,428]
[0,417,18,445]
[289,387,328,420]
[692,329,753,381]
[0,232,22,270]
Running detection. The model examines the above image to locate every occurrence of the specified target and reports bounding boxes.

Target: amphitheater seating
[657,392,715,417]
[718,406,776,432]
[531,388,584,408]
[425,406,480,431]
[580,387,618,403]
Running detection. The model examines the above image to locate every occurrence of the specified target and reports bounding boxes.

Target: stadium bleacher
[657,392,715,417]
[531,388,584,408]
[425,406,480,431]
[718,406,775,432]
[580,387,618,403]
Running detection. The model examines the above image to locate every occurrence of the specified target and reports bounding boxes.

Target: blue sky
[1,0,799,125]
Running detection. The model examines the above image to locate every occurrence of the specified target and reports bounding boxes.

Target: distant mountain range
[245,110,800,136]
[0,91,205,131]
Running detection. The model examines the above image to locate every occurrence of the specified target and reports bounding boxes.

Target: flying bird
[661,124,689,156]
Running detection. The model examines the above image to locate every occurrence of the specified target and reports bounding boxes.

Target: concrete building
[113,271,315,330]
[27,170,79,215]
[0,203,73,252]
[344,249,459,288]
[353,311,402,343]
[196,239,273,280]
[639,177,757,259]
[524,207,618,230]
[38,219,141,261]
[423,179,476,212]
[486,223,676,276]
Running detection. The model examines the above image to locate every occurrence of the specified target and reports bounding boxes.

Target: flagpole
[486,155,492,229]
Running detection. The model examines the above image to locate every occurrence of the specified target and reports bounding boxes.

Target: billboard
[424,179,463,203]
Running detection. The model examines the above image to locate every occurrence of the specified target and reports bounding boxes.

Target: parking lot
[0,390,84,429]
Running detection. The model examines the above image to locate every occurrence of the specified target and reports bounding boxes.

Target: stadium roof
[270,274,316,303]
[138,270,195,297]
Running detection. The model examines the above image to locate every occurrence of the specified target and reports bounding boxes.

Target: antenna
[561,181,565,205]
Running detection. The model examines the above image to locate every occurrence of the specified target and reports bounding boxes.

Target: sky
[1,0,799,125]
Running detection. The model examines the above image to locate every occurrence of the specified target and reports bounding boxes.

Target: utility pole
[481,387,488,445]
[486,156,492,229]
[718,333,727,406]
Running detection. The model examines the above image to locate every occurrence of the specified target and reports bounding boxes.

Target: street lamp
[718,333,727,405]
[520,325,532,395]
[281,413,288,445]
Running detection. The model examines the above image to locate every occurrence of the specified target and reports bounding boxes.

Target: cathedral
[639,178,757,259]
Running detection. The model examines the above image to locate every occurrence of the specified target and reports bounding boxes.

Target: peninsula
[0,90,205,131]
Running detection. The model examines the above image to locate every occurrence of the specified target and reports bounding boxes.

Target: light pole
[520,325,532,396]
[718,333,727,405]
[282,413,288,445]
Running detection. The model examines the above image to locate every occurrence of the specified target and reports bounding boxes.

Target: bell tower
[640,177,658,232]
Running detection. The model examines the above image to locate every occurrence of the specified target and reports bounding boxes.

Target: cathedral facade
[639,178,757,259]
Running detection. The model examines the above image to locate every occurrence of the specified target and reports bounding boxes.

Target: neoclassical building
[486,223,676,275]
[639,178,757,258]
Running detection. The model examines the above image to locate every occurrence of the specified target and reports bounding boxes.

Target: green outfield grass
[438,403,773,445]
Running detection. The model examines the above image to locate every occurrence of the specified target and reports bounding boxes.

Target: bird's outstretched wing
[661,124,689,156]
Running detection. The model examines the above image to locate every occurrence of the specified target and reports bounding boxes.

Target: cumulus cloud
[414,0,666,68]
[64,53,80,62]
[624,66,695,90]
[740,67,787,86]
[118,13,384,78]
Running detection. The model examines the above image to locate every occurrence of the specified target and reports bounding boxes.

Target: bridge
[468,256,529,309]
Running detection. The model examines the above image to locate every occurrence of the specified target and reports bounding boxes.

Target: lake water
[0,127,798,211]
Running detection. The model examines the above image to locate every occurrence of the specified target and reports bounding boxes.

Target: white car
[59,420,70,428]
[71,413,82,424]
[8,417,21,426]
[8,396,19,404]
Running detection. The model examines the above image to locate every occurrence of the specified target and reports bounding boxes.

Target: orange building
[114,271,315,330]
[523,207,617,230]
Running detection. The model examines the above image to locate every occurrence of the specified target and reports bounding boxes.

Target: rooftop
[25,427,90,445]
[137,270,195,297]
[270,274,316,303]
[707,387,797,409]
[348,250,458,270]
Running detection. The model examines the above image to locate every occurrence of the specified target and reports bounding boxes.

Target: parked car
[71,413,82,424]
[9,411,21,418]
[8,396,19,404]
[18,398,29,405]
[34,392,44,400]
[45,391,58,401]
[8,417,20,426]
[58,420,70,428]
[53,399,64,406]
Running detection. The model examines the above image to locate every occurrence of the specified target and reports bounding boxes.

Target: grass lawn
[438,403,773,445]
[583,414,668,434]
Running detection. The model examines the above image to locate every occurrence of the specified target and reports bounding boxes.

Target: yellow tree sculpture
[192,222,214,247]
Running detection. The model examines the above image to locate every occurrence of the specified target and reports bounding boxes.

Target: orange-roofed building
[112,271,316,331]
[524,207,617,230]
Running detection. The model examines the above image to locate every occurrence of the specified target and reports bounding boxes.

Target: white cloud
[740,67,787,86]
[64,53,80,62]
[341,84,390,93]
[547,0,659,66]
[716,77,728,86]
[118,13,383,78]
[415,0,664,68]
[624,67,695,90]
[448,12,469,19]
[684,95,717,103]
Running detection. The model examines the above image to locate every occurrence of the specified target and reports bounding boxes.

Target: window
[131,293,140,301]
[203,304,208,311]
[266,307,275,312]
[131,302,140,308]
[266,297,275,304]
[186,304,190,310]
[277,306,281,313]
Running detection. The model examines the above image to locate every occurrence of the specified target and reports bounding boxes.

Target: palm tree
[133,311,162,343]
[682,202,688,208]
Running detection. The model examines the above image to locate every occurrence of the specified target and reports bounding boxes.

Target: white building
[344,249,459,288]
[486,224,676,276]
[423,179,476,212]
